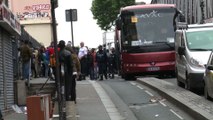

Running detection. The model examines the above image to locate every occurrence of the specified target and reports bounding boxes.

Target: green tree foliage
[91,0,135,31]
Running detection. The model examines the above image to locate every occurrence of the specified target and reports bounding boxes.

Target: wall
[21,20,52,47]
[9,0,51,21]
[9,0,52,47]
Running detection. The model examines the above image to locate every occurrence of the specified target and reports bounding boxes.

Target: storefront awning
[0,4,21,35]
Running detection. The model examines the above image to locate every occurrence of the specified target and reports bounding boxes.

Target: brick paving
[137,77,213,120]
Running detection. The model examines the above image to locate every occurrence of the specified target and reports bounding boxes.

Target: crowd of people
[19,41,118,81]
[78,42,118,81]
[19,40,118,102]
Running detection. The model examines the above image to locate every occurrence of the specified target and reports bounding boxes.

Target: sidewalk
[4,79,112,120]
[137,77,213,120]
[4,77,54,120]
[75,80,111,120]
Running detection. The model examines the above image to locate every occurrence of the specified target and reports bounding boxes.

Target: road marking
[170,109,184,120]
[145,90,154,96]
[130,82,137,86]
[159,101,167,107]
[89,80,124,120]
[137,85,144,90]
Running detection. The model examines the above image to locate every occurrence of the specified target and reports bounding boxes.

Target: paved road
[100,78,194,120]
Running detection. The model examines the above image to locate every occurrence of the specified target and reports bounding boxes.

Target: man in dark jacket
[58,40,73,101]
[96,45,108,80]
[20,40,32,82]
[108,47,117,79]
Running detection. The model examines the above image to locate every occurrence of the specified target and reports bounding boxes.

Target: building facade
[0,2,21,112]
[151,0,213,24]
[0,1,41,113]
[9,0,53,47]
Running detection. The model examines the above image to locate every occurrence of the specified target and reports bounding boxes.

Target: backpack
[49,54,56,67]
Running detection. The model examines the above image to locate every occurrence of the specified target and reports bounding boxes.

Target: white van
[175,23,213,90]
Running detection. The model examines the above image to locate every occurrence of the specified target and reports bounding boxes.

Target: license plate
[147,67,160,71]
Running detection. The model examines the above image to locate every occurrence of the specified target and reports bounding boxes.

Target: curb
[137,77,213,120]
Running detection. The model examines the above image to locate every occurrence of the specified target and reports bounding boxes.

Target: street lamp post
[50,0,66,120]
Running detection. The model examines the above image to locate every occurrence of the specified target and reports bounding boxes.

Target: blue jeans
[22,61,30,80]
[44,62,49,78]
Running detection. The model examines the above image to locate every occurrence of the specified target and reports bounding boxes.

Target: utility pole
[50,0,65,120]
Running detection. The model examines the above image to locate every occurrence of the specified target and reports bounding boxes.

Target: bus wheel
[121,73,125,79]
[124,74,136,81]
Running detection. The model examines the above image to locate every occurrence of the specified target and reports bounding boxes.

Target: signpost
[65,9,77,47]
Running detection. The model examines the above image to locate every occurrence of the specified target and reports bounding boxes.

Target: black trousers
[98,63,107,79]
[65,75,72,101]
[70,75,76,102]
[80,58,87,75]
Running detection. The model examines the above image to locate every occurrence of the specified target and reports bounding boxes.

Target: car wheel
[204,83,212,100]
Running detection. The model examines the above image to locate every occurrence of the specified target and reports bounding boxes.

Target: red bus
[115,4,183,80]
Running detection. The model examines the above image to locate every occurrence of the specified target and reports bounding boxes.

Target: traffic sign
[65,9,78,22]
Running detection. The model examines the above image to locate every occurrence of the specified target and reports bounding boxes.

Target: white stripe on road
[145,90,154,97]
[170,109,184,120]
[137,85,144,90]
[159,101,167,107]
[89,80,124,120]
[130,82,137,86]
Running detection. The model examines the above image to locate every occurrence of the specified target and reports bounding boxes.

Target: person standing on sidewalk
[91,48,98,80]
[108,47,117,79]
[48,41,59,79]
[20,40,32,82]
[96,45,108,80]
[58,40,73,101]
[66,45,81,103]
[87,49,95,80]
[78,42,88,80]
[42,47,49,78]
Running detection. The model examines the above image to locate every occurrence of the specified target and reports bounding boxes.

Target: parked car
[203,51,213,100]
[175,23,213,90]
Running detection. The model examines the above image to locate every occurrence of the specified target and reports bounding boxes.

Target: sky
[55,0,151,48]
